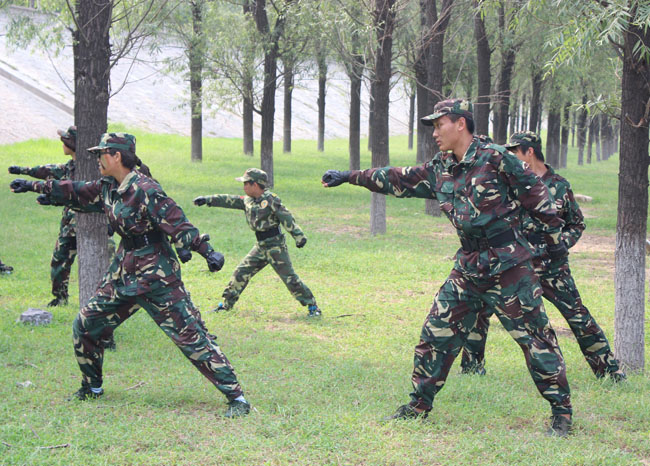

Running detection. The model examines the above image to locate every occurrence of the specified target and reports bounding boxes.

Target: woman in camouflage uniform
[10,132,250,417]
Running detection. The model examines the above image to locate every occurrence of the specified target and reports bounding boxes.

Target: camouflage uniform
[14,160,77,301]
[29,133,243,400]
[340,101,572,416]
[202,169,317,311]
[461,132,621,378]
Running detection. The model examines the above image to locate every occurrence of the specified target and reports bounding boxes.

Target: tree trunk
[189,0,203,163]
[494,48,516,144]
[317,51,327,152]
[253,0,291,187]
[615,17,650,372]
[283,59,293,153]
[587,115,595,164]
[370,0,396,236]
[528,68,543,132]
[473,0,491,137]
[571,109,576,147]
[545,104,561,168]
[422,0,453,216]
[508,93,518,136]
[348,66,362,170]
[242,75,254,155]
[73,0,112,308]
[560,101,570,168]
[595,113,602,161]
[521,93,528,133]
[577,94,588,165]
[408,89,415,150]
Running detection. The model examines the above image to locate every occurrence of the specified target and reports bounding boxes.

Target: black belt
[460,229,516,252]
[255,227,281,241]
[121,231,165,251]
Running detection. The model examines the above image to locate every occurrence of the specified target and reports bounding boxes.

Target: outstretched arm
[194,194,246,210]
[323,164,437,199]
[9,163,68,180]
[11,178,103,213]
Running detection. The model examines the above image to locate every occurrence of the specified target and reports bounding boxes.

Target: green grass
[0,132,648,465]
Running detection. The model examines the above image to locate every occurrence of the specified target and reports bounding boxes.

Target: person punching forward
[10,132,251,418]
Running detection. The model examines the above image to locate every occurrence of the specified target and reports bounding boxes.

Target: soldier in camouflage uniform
[194,168,321,317]
[322,99,573,436]
[10,133,250,417]
[8,126,78,306]
[460,131,626,382]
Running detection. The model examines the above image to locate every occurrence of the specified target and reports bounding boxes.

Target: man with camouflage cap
[194,167,322,317]
[10,132,251,418]
[322,99,573,436]
[460,131,626,382]
[7,126,79,306]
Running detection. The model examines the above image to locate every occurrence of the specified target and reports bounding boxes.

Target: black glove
[8,166,22,175]
[10,179,34,193]
[322,170,351,188]
[296,237,307,248]
[177,248,192,263]
[206,251,225,272]
[36,194,52,205]
[107,224,114,237]
[193,196,207,206]
[546,241,568,260]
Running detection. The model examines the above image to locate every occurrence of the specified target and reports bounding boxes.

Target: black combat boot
[47,294,68,307]
[68,383,104,401]
[382,404,428,421]
[225,400,250,418]
[546,414,572,437]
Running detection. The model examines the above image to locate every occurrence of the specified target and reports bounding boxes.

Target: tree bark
[473,0,491,137]
[253,0,291,187]
[73,0,112,308]
[560,101,570,168]
[587,115,595,164]
[545,104,561,168]
[370,0,396,235]
[347,55,363,170]
[615,15,650,372]
[408,89,415,150]
[242,74,254,155]
[528,68,543,132]
[577,94,588,165]
[508,93,517,136]
[283,59,293,153]
[317,49,327,152]
[189,0,203,163]
[595,113,602,161]
[521,93,528,133]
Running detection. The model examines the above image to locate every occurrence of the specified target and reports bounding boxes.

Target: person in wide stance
[10,133,250,417]
[322,100,573,437]
[194,168,322,318]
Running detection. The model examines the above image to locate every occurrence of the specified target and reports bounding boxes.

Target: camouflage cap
[505,131,542,150]
[236,168,268,186]
[57,125,77,150]
[87,132,136,155]
[421,99,474,126]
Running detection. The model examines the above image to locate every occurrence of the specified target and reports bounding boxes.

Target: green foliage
[0,132,648,465]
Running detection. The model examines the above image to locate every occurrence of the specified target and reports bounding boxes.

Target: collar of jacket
[440,138,480,172]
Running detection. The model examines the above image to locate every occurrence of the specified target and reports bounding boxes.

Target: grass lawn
[0,131,648,465]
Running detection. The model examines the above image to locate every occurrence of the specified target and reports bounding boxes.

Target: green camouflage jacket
[522,164,585,260]
[19,160,76,238]
[349,138,564,279]
[33,170,213,296]
[205,190,306,245]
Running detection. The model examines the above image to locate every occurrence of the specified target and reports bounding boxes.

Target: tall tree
[252,0,293,187]
[370,0,397,235]
[316,42,328,152]
[473,0,492,136]
[73,0,112,306]
[189,0,204,162]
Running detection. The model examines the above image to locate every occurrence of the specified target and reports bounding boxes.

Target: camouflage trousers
[410,261,572,415]
[73,280,243,400]
[461,256,621,378]
[51,234,77,299]
[222,237,316,309]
